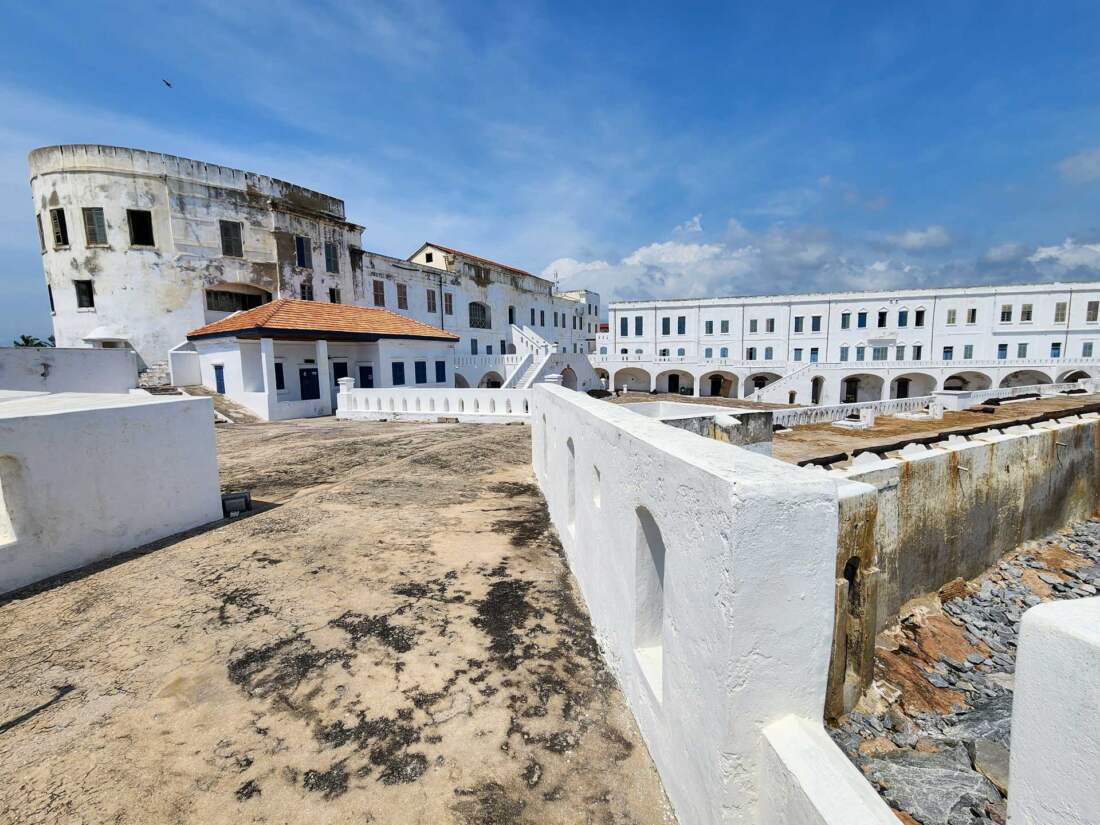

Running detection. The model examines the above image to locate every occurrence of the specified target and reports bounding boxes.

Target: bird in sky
[162,79,172,88]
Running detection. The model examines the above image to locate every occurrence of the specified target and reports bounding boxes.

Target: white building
[593,282,1100,405]
[173,298,460,421]
[28,145,601,390]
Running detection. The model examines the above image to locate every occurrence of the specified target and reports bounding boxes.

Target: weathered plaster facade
[29,145,362,371]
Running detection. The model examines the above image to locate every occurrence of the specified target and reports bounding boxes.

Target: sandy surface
[0,418,673,825]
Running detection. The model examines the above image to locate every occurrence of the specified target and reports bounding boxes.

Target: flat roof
[0,391,197,419]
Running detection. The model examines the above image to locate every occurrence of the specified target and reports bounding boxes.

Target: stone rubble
[829,518,1100,825]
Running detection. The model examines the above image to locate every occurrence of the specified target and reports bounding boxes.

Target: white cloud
[983,242,1029,264]
[541,257,611,282]
[1057,148,1100,183]
[623,241,725,268]
[1029,238,1100,272]
[674,214,703,234]
[884,225,953,251]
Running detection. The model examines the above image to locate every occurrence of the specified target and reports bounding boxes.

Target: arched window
[469,301,491,329]
[600,346,608,355]
[620,348,628,354]
[634,506,666,701]
[720,347,729,358]
[676,348,685,356]
[704,347,713,358]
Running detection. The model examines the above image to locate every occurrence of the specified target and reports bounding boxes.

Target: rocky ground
[0,419,672,825]
[830,519,1100,825]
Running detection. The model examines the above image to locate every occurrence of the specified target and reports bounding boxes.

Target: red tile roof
[186,298,460,342]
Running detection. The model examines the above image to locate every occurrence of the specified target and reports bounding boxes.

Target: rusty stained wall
[838,415,1100,637]
[823,415,1100,717]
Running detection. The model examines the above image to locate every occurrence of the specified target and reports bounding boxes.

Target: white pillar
[315,339,332,415]
[336,377,355,415]
[260,337,278,419]
[1008,598,1100,824]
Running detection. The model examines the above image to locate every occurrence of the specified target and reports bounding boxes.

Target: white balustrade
[336,381,531,422]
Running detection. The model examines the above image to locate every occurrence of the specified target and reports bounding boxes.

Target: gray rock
[941,695,1013,748]
[864,744,1002,825]
[966,738,1010,795]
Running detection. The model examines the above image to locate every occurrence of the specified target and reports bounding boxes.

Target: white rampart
[1008,597,1100,825]
[933,378,1098,410]
[0,347,137,394]
[530,384,893,824]
[0,392,223,594]
[774,395,934,427]
[336,380,531,422]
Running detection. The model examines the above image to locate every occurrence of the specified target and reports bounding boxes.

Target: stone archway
[613,367,651,393]
[944,371,993,391]
[700,371,738,398]
[560,367,578,390]
[478,371,504,388]
[655,370,694,395]
[744,372,783,397]
[839,373,885,403]
[889,372,937,399]
[998,370,1051,389]
[454,373,471,388]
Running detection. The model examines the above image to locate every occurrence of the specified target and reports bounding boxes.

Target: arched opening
[454,373,471,388]
[701,371,738,398]
[999,369,1052,388]
[566,437,576,534]
[840,373,885,403]
[634,506,666,702]
[744,372,782,397]
[560,367,578,390]
[943,371,993,391]
[1058,369,1091,383]
[889,372,937,399]
[469,301,491,329]
[656,370,693,395]
[613,368,651,393]
[478,371,504,389]
[0,455,24,547]
[811,376,824,405]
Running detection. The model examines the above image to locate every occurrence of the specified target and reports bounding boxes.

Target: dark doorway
[213,364,225,394]
[332,361,348,386]
[299,368,320,400]
[709,375,722,396]
[667,374,680,394]
[895,377,910,399]
[358,365,374,388]
[843,378,859,403]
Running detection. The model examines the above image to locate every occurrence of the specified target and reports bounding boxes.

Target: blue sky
[3,1,1100,342]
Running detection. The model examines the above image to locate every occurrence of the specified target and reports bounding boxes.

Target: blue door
[358,365,374,388]
[213,364,225,394]
[299,368,320,400]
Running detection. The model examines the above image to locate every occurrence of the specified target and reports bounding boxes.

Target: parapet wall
[530,386,893,824]
[0,347,137,394]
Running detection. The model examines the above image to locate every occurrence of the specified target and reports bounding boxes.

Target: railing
[511,324,554,357]
[453,354,526,368]
[335,382,530,421]
[501,353,535,388]
[774,396,935,427]
[935,379,1099,410]
[751,362,813,400]
[589,354,1100,372]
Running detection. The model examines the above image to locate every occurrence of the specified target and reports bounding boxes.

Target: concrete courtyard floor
[0,419,673,825]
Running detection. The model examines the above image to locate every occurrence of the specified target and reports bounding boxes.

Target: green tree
[12,334,54,347]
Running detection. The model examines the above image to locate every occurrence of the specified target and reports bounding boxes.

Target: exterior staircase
[138,360,172,388]
[751,362,813,402]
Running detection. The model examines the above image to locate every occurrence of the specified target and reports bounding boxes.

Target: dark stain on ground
[302,761,349,800]
[472,575,540,670]
[217,587,273,624]
[234,779,261,801]
[489,481,541,499]
[315,709,428,786]
[521,758,542,787]
[330,611,417,653]
[227,635,352,698]
[453,782,528,825]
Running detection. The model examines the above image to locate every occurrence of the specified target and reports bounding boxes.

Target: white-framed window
[83,207,108,246]
[764,346,773,360]
[793,348,803,361]
[749,319,758,333]
[966,307,977,325]
[1017,343,1028,358]
[872,346,888,361]
[1084,342,1094,358]
[1054,302,1068,323]
[746,347,757,360]
[704,347,713,358]
[720,347,728,357]
[963,344,974,359]
[1088,301,1099,323]
[839,346,849,362]
[896,345,906,360]
[946,309,957,325]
